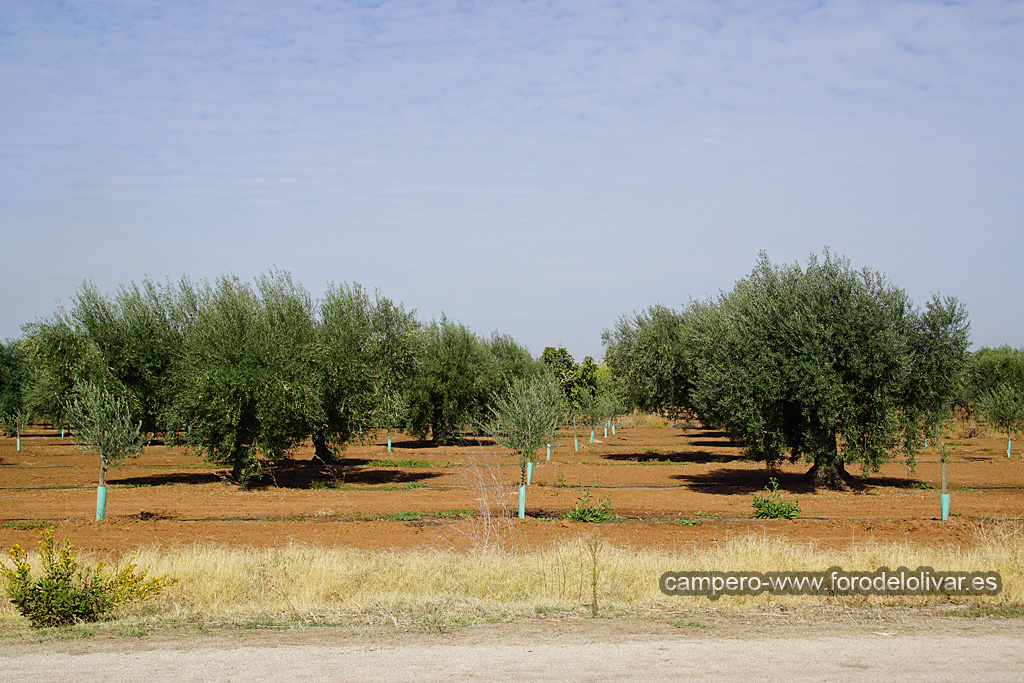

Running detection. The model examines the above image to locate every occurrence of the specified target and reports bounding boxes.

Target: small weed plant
[566,482,617,523]
[751,478,800,519]
[1,528,177,628]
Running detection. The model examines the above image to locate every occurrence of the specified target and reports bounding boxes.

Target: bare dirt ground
[2,423,1022,555]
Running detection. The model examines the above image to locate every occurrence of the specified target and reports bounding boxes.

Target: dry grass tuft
[448,448,518,553]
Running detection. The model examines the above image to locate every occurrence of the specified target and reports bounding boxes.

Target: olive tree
[64,381,149,520]
[312,283,419,459]
[1,340,29,438]
[20,313,104,431]
[0,340,27,416]
[981,385,1024,457]
[404,318,493,444]
[580,390,627,435]
[486,373,564,518]
[687,251,970,489]
[965,347,1024,412]
[601,304,692,419]
[170,272,322,486]
[21,279,186,434]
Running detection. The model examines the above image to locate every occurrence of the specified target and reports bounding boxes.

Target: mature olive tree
[965,346,1024,411]
[170,272,322,486]
[311,283,419,459]
[0,339,29,433]
[21,311,103,430]
[404,318,493,444]
[21,279,185,434]
[484,332,545,393]
[601,304,691,419]
[686,251,970,489]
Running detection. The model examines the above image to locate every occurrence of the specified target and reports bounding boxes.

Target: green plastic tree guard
[96,486,107,521]
[527,461,533,485]
[518,485,526,519]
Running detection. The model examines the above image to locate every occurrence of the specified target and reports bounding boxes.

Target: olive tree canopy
[686,251,970,488]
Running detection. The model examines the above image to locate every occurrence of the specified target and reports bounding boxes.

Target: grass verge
[3,523,1023,636]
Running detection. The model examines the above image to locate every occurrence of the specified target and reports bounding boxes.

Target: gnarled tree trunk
[805,433,858,489]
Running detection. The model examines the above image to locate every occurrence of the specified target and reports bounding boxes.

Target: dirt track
[3,617,1023,681]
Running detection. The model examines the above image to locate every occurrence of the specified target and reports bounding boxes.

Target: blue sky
[2,0,1021,360]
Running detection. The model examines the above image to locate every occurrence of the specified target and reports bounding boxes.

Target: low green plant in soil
[751,478,800,519]
[566,482,617,523]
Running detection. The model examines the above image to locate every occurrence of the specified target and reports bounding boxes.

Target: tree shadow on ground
[602,450,743,465]
[389,436,496,449]
[110,457,447,489]
[383,438,435,450]
[262,457,445,489]
[112,471,225,487]
[674,429,740,449]
[671,467,926,494]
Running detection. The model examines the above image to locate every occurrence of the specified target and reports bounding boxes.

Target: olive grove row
[2,250,1022,490]
[0,271,607,485]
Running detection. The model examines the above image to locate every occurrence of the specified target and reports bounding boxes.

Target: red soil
[2,424,1022,556]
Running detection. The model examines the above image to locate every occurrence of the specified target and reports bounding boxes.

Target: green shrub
[751,478,800,519]
[1,528,177,628]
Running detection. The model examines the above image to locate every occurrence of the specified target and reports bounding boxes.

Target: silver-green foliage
[981,384,1024,444]
[686,250,970,488]
[405,320,540,444]
[312,283,419,458]
[0,339,28,424]
[579,390,626,429]
[0,408,30,439]
[487,373,564,486]
[22,279,188,433]
[967,347,1024,411]
[171,271,322,485]
[601,305,691,419]
[64,381,148,487]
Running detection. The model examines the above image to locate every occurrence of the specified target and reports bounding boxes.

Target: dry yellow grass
[4,521,1021,631]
